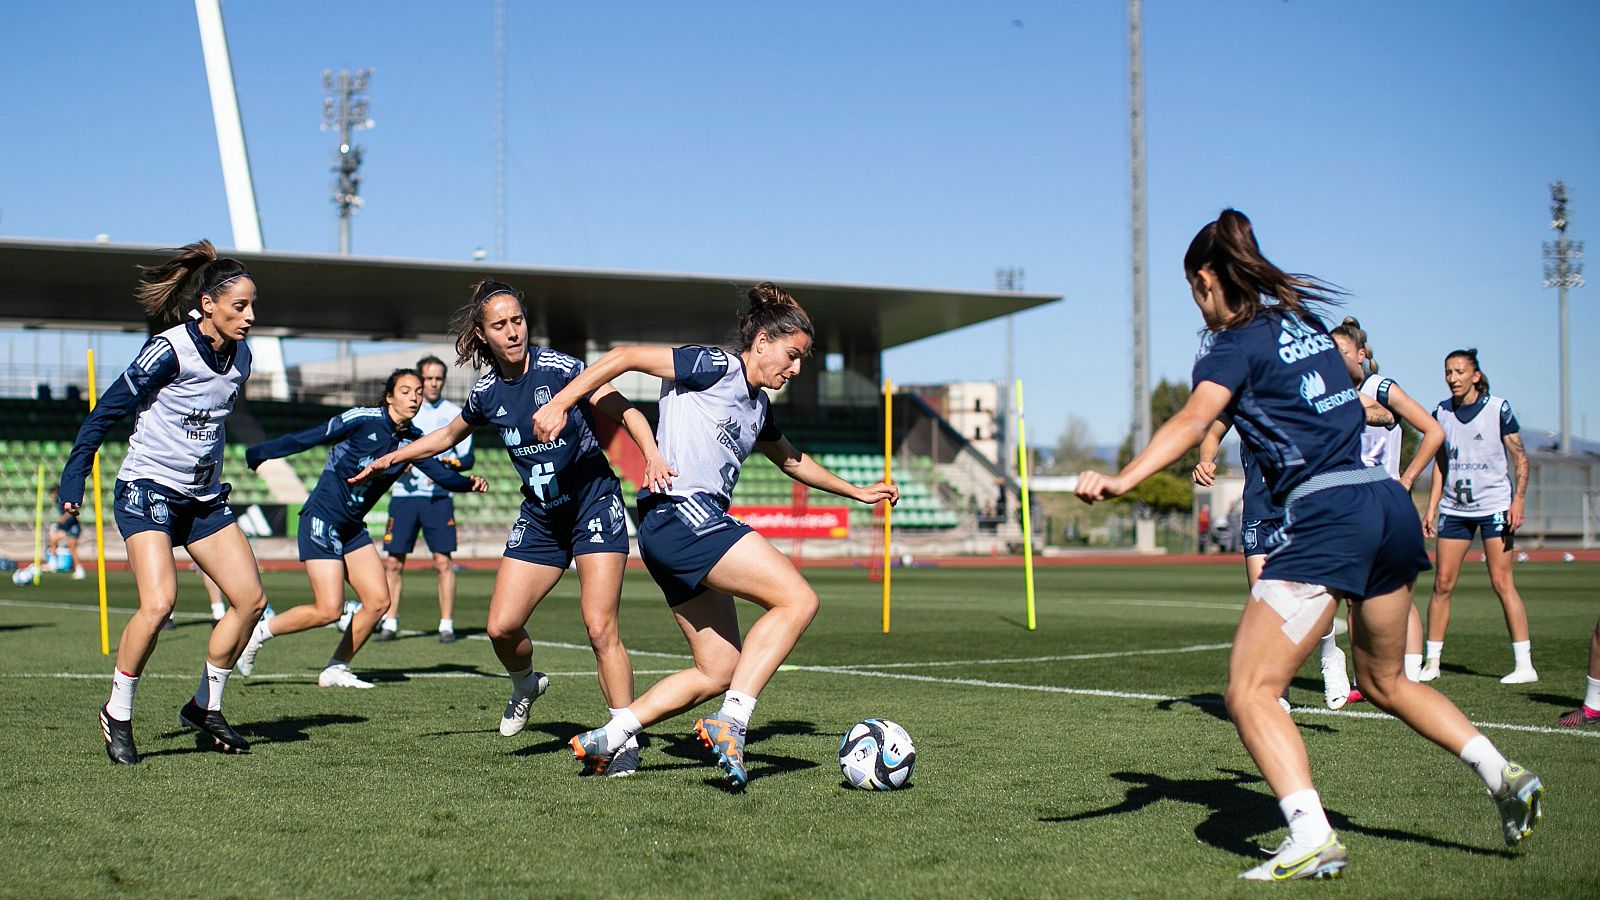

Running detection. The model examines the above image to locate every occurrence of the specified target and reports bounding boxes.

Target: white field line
[0,670,684,681]
[841,642,1232,669]
[6,596,1594,740]
[782,665,1600,741]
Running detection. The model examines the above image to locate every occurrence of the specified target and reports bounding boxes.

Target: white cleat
[318,665,374,689]
[1419,658,1441,682]
[1239,834,1349,881]
[607,738,642,778]
[236,627,268,677]
[1321,647,1351,710]
[498,672,550,736]
[1499,665,1538,685]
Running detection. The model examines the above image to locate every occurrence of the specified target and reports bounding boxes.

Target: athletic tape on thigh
[1250,579,1334,644]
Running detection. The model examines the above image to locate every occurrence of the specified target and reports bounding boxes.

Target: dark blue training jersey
[460,348,610,513]
[1192,311,1363,505]
[246,407,472,526]
[1238,443,1282,522]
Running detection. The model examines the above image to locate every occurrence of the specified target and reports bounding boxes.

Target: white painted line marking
[844,643,1232,669]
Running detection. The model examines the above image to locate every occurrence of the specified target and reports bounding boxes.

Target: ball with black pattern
[838,718,915,790]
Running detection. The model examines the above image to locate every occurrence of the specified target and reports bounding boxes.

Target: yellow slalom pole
[88,349,110,655]
[1016,380,1036,631]
[881,378,893,634]
[33,463,45,581]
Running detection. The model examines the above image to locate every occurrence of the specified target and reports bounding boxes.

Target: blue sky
[1,1,1596,450]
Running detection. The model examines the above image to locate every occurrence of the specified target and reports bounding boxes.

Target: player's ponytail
[450,278,525,368]
[1446,347,1489,394]
[1183,209,1343,329]
[1330,316,1378,376]
[134,239,252,323]
[737,281,813,352]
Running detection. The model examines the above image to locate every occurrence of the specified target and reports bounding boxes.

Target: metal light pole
[1542,182,1584,455]
[322,68,374,255]
[1129,0,1154,551]
[996,266,1024,477]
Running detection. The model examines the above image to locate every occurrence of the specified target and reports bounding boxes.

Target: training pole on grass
[881,378,893,634]
[32,463,45,582]
[88,350,110,655]
[1016,380,1036,630]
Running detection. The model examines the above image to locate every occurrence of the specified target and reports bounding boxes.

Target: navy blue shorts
[503,476,629,569]
[1242,517,1284,558]
[383,496,458,555]
[1263,477,1431,599]
[297,511,374,562]
[114,479,236,547]
[1437,511,1512,545]
[637,494,754,607]
[51,521,82,539]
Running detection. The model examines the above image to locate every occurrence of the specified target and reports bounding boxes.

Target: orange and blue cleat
[694,714,748,789]
[570,726,617,775]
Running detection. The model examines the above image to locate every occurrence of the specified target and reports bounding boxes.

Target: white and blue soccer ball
[838,718,916,791]
[335,599,360,632]
[11,564,40,587]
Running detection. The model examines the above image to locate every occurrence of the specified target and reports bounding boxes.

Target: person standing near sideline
[377,355,474,643]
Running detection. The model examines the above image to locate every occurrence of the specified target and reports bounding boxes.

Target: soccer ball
[838,718,915,791]
[11,564,39,587]
[335,599,360,632]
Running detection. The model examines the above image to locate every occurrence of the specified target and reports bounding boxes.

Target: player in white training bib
[1311,317,1445,708]
[1422,348,1536,684]
[533,282,897,790]
[58,240,268,764]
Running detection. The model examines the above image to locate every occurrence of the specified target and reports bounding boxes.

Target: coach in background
[377,356,475,643]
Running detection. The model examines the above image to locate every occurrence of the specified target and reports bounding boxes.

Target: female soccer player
[530,282,897,790]
[47,485,85,579]
[1079,210,1541,880]
[1420,349,1537,684]
[1557,617,1600,727]
[1310,318,1446,704]
[59,239,267,765]
[352,279,671,777]
[237,369,486,688]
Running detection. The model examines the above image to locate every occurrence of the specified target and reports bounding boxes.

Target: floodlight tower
[323,68,374,255]
[1128,0,1154,551]
[996,266,1025,477]
[1542,181,1584,455]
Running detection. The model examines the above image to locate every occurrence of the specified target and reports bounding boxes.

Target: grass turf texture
[1,562,1597,898]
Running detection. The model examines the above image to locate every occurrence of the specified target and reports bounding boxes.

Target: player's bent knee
[383,555,405,573]
[308,606,342,627]
[1249,579,1334,644]
[486,619,523,643]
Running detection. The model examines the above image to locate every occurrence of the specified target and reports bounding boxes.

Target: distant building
[904,381,1002,468]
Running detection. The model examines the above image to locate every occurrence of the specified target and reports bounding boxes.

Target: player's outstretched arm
[532,346,677,443]
[588,384,676,493]
[1079,381,1232,504]
[1385,382,1444,491]
[760,437,899,506]
[348,415,473,485]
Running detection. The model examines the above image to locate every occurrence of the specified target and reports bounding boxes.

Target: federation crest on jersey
[1299,370,1327,402]
[534,385,552,408]
[149,494,171,525]
[501,426,522,446]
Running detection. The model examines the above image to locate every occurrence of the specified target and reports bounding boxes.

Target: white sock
[194,662,231,711]
[507,665,537,692]
[1425,640,1443,661]
[325,658,348,672]
[107,669,138,720]
[603,707,643,748]
[721,690,758,729]
[381,616,398,632]
[438,617,454,633]
[210,601,226,620]
[1459,735,1508,793]
[1319,628,1340,662]
[1511,640,1532,667]
[1279,789,1334,846]
[253,617,275,642]
[1584,675,1600,711]
[1404,654,1423,682]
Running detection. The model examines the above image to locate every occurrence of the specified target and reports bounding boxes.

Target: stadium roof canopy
[0,238,1059,350]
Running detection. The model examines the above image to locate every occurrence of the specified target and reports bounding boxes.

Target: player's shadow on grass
[1040,769,1513,860]
[651,719,823,787]
[1525,691,1581,710]
[509,721,594,757]
[1440,661,1489,678]
[1155,693,1336,734]
[143,713,366,756]
[0,622,49,634]
[361,663,495,683]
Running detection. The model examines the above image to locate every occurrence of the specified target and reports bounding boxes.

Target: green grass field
[2,560,1597,898]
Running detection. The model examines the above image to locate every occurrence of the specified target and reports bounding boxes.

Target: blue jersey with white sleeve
[247,407,472,526]
[652,345,782,509]
[460,348,610,513]
[1192,311,1362,506]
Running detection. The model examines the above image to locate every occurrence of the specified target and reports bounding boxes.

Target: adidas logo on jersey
[368,433,379,441]
[495,406,508,417]
[1277,328,1335,363]
[590,533,605,543]
[1474,433,1485,440]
